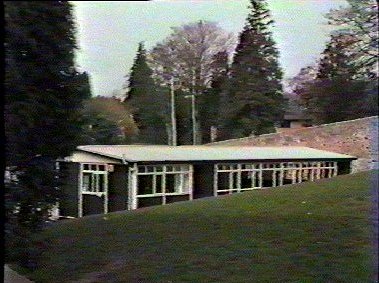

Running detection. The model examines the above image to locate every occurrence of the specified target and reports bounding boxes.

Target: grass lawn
[26,170,377,282]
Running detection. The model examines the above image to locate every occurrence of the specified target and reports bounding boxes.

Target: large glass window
[81,163,108,194]
[215,161,337,195]
[136,164,191,196]
[132,164,193,209]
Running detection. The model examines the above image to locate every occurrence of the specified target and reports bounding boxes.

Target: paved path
[4,265,33,283]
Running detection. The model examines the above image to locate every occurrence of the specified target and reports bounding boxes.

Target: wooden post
[189,165,194,200]
[305,162,310,181]
[229,171,234,194]
[131,163,138,210]
[320,162,325,179]
[327,162,332,178]
[78,163,83,217]
[291,163,296,184]
[213,164,218,196]
[298,163,303,183]
[333,162,338,176]
[152,167,157,194]
[316,162,321,180]
[279,163,284,186]
[191,94,196,145]
[237,164,242,192]
[259,163,263,188]
[162,165,166,205]
[104,171,108,214]
[252,164,256,188]
[127,167,132,210]
[170,77,177,146]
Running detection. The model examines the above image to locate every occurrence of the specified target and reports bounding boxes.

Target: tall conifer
[300,34,372,123]
[126,42,167,144]
[220,0,284,139]
[5,1,91,264]
[199,50,229,143]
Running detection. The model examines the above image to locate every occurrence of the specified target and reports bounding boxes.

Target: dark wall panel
[138,196,162,208]
[59,162,79,217]
[338,161,352,175]
[83,194,105,216]
[108,165,128,212]
[193,164,214,199]
[166,195,190,204]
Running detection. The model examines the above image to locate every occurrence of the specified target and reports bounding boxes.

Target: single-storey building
[58,145,356,218]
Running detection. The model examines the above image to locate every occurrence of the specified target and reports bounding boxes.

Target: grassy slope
[29,171,377,282]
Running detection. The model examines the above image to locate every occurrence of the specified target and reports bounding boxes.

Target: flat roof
[76,145,356,163]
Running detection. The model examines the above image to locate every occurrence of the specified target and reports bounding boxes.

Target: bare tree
[148,21,235,144]
[149,21,235,91]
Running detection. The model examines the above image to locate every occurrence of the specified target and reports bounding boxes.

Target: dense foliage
[299,34,372,124]
[219,0,285,139]
[198,50,229,143]
[125,42,168,144]
[326,0,378,76]
[4,1,91,265]
[81,96,138,144]
[295,0,378,124]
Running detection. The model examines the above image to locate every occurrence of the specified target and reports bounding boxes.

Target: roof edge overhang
[76,148,126,162]
[76,147,357,164]
[135,157,357,165]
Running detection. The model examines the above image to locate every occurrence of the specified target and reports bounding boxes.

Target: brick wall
[210,116,379,173]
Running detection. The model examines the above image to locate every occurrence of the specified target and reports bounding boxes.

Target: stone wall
[210,116,378,173]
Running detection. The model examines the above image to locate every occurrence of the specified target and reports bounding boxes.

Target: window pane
[241,171,252,189]
[156,175,163,193]
[262,170,273,187]
[83,164,89,170]
[138,175,153,195]
[138,166,146,173]
[82,173,91,191]
[217,172,229,191]
[98,174,105,192]
[174,175,182,192]
[165,174,176,193]
[182,174,189,193]
[98,165,105,171]
[232,172,239,189]
[165,174,184,193]
[92,174,96,191]
[181,165,189,172]
[173,165,181,171]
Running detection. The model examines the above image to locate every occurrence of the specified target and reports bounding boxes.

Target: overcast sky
[72,0,347,97]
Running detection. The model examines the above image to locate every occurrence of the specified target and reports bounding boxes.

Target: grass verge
[26,170,377,282]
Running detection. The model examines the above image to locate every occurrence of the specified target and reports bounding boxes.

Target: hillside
[26,171,377,282]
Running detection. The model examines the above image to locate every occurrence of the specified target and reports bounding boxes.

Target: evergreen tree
[126,42,168,144]
[198,50,229,143]
[300,34,373,124]
[219,0,284,139]
[5,1,91,265]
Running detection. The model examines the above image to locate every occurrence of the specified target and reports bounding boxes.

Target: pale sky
[72,0,347,97]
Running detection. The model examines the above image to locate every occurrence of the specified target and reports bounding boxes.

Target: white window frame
[78,163,109,217]
[214,161,338,196]
[129,164,193,210]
